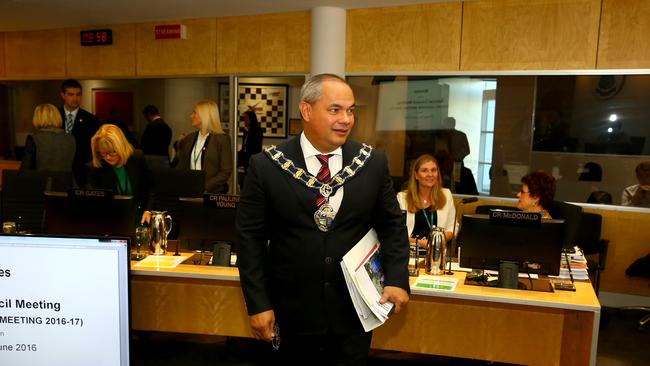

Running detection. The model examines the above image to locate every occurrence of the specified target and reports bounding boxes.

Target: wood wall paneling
[598,0,650,68]
[66,24,136,78]
[346,3,462,72]
[216,12,310,74]
[4,29,66,79]
[136,18,217,76]
[461,0,601,70]
[0,32,5,78]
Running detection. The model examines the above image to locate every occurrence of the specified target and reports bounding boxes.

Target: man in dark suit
[237,74,409,365]
[59,79,100,186]
[141,104,172,157]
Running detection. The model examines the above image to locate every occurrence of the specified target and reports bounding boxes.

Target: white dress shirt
[300,133,343,212]
[190,132,209,170]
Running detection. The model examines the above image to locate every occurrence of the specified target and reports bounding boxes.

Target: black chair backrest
[587,191,613,205]
[1,170,73,233]
[576,212,603,255]
[475,205,519,215]
[548,200,583,250]
[148,168,205,239]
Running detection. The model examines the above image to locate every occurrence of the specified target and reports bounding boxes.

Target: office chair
[621,254,650,332]
[474,204,519,215]
[574,212,609,295]
[587,191,613,205]
[148,168,205,239]
[548,200,582,250]
[1,170,73,233]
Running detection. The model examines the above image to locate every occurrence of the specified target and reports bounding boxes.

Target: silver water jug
[426,227,446,275]
[149,211,172,255]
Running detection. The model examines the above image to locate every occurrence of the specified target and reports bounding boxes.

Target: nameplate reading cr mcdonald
[203,194,239,209]
[488,210,541,228]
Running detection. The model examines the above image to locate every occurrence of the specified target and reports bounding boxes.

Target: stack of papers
[341,229,393,332]
[133,254,189,269]
[549,247,590,281]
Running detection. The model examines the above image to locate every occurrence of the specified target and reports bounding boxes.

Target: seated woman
[21,103,76,171]
[397,154,456,248]
[516,171,556,218]
[87,124,150,223]
[621,162,650,208]
[173,100,233,194]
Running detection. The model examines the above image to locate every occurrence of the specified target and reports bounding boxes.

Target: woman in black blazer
[87,124,150,223]
[173,100,233,194]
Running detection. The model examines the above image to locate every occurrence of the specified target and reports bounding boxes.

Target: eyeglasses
[271,323,281,351]
[98,151,118,158]
[519,189,531,194]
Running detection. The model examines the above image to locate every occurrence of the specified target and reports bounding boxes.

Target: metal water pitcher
[426,227,446,275]
[149,211,172,255]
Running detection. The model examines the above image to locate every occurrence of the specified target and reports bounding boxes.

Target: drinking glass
[2,221,17,233]
[133,226,149,260]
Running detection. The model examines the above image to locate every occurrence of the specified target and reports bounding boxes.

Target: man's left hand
[379,286,409,314]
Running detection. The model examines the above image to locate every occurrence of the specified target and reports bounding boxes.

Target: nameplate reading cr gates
[67,188,114,203]
[488,210,541,228]
[203,194,239,209]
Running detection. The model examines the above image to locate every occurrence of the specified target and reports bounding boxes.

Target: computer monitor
[0,234,130,366]
[177,194,238,265]
[458,211,565,292]
[43,190,136,238]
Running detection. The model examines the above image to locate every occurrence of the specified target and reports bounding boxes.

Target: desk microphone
[446,196,478,274]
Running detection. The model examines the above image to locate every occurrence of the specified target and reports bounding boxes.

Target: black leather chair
[474,204,519,215]
[148,168,205,239]
[622,254,650,331]
[548,200,583,250]
[574,212,609,295]
[587,190,613,205]
[1,170,73,233]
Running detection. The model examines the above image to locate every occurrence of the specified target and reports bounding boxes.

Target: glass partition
[347,74,650,209]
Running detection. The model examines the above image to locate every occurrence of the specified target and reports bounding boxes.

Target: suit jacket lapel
[276,137,316,216]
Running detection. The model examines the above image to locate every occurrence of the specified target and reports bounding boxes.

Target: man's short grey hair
[300,73,348,105]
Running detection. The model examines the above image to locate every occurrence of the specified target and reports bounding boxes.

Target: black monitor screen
[177,195,238,252]
[459,213,565,289]
[43,191,136,238]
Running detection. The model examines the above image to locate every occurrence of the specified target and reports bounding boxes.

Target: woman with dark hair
[396,154,456,247]
[517,170,556,218]
[237,108,263,172]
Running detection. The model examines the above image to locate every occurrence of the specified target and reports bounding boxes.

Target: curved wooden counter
[130,257,600,366]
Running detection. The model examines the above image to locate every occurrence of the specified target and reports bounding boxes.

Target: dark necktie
[66,113,74,133]
[315,154,331,207]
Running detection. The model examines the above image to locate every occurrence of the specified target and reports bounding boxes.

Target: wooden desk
[131,260,600,366]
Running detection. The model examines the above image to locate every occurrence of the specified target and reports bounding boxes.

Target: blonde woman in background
[397,154,456,246]
[21,103,76,171]
[173,100,233,194]
[87,124,150,223]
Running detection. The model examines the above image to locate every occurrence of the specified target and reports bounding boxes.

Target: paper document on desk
[133,255,188,268]
[341,228,393,332]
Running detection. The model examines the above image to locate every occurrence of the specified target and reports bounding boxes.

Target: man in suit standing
[237,74,409,365]
[141,104,172,157]
[59,79,100,186]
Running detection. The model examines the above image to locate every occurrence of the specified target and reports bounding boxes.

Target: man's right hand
[250,309,276,342]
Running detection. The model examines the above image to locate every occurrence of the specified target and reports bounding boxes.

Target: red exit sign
[154,24,187,40]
